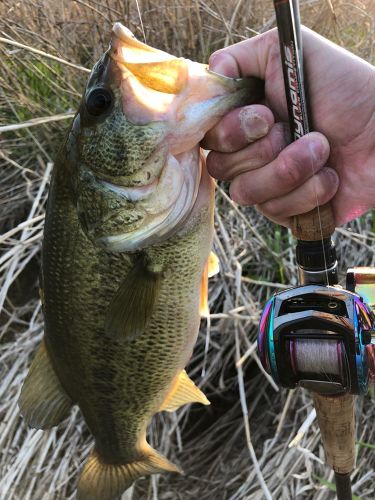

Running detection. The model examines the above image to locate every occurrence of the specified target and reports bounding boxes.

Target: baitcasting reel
[258,267,375,395]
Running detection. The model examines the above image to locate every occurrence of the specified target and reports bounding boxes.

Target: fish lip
[112,23,135,43]
[100,178,158,202]
[110,23,173,64]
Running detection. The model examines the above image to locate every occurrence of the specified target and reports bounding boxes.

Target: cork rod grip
[291,203,336,241]
[312,393,356,474]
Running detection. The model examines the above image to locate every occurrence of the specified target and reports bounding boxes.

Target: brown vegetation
[0,1,374,499]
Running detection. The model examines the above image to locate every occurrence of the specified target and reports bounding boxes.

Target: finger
[256,167,339,226]
[209,27,322,81]
[209,29,279,78]
[207,122,289,181]
[228,132,330,205]
[201,104,274,153]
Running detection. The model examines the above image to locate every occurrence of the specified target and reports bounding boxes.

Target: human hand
[203,27,375,227]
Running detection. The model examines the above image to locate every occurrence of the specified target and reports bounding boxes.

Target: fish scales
[18,22,264,499]
[43,165,213,462]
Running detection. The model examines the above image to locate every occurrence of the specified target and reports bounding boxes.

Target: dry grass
[0,1,375,499]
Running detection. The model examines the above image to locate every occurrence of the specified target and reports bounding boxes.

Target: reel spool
[258,268,375,396]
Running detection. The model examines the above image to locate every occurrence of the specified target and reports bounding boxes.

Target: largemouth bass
[19,23,264,499]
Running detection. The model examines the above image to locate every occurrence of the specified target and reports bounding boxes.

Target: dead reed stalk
[0,1,374,499]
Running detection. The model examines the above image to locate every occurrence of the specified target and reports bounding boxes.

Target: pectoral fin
[105,259,161,341]
[18,341,72,429]
[160,370,210,412]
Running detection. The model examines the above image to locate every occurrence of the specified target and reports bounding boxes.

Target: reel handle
[291,203,336,240]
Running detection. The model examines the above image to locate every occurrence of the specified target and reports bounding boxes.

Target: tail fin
[77,445,182,500]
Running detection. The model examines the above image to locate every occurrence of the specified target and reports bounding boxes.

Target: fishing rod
[257,1,375,499]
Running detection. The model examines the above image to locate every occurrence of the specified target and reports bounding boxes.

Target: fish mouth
[109,23,188,95]
[93,24,202,253]
[98,149,201,252]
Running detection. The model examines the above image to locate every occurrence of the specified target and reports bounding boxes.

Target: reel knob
[347,267,375,384]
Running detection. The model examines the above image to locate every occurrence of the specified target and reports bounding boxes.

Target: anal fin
[160,370,210,412]
[18,341,72,429]
[77,444,181,500]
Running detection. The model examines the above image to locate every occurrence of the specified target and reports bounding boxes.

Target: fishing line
[290,338,343,379]
[289,0,331,287]
[307,145,331,287]
[289,0,339,378]
[276,0,340,384]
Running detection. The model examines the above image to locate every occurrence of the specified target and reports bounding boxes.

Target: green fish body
[19,23,264,500]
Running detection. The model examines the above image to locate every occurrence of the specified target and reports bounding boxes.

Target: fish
[18,23,264,500]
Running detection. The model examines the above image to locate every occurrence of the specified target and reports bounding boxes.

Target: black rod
[272,3,352,500]
[335,472,353,500]
[273,0,309,140]
[273,0,337,282]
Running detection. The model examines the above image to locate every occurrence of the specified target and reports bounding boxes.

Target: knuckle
[276,153,304,187]
[257,123,288,164]
[215,124,233,151]
[260,198,280,218]
[272,122,290,152]
[206,151,222,176]
[229,179,253,206]
[257,134,276,164]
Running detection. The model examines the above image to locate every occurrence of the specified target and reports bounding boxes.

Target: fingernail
[239,107,269,142]
[322,167,339,188]
[209,52,240,78]
[210,59,226,75]
[308,135,328,162]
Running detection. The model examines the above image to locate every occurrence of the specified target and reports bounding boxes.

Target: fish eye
[86,88,113,116]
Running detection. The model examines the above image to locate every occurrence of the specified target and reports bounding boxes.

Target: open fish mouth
[110,23,187,94]
[98,149,201,252]
[108,23,195,127]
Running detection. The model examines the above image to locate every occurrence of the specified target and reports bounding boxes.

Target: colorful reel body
[258,283,375,396]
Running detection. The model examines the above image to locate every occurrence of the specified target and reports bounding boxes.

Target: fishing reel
[258,267,375,395]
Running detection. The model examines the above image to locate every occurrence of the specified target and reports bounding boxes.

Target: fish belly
[41,165,214,462]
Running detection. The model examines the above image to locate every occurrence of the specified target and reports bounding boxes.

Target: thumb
[208,28,278,79]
